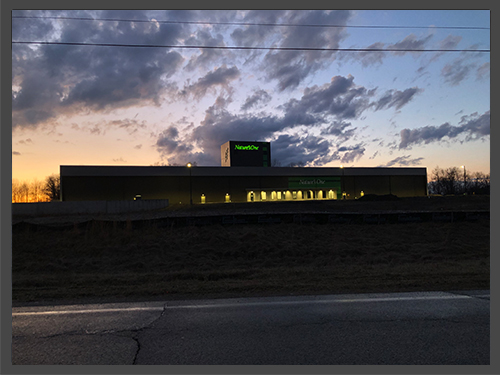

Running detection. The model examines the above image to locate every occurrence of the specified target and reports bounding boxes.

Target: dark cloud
[260,10,352,91]
[184,29,229,71]
[271,134,334,166]
[399,110,490,149]
[388,34,433,56]
[181,65,240,98]
[13,151,21,156]
[340,33,433,67]
[440,49,489,86]
[334,143,366,164]
[441,59,475,86]
[241,89,272,111]
[378,155,425,167]
[155,125,215,166]
[169,75,420,165]
[12,10,189,128]
[230,10,287,47]
[282,75,375,120]
[374,87,422,111]
[320,121,356,142]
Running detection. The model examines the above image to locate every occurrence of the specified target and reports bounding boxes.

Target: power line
[11,41,490,53]
[11,15,490,30]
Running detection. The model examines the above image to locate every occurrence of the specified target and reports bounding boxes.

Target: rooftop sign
[234,144,259,151]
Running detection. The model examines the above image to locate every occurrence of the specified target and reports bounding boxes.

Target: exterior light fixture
[187,162,193,205]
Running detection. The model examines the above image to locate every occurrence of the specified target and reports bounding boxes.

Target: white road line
[12,306,165,316]
[165,294,475,309]
[12,293,488,316]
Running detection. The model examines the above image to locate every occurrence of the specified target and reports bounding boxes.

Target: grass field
[12,197,490,304]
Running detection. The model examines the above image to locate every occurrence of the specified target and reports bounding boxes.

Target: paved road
[11,290,490,365]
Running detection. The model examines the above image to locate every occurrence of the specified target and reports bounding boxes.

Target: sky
[11,9,490,182]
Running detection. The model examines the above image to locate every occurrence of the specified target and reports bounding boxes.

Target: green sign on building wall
[288,177,341,190]
[234,144,260,150]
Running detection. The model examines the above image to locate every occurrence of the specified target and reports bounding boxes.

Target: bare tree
[428,166,489,195]
[12,179,21,202]
[19,181,29,202]
[30,179,48,202]
[43,174,61,201]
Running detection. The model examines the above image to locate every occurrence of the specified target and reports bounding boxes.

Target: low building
[60,165,427,204]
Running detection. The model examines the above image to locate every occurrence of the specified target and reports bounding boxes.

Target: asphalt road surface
[11,290,490,365]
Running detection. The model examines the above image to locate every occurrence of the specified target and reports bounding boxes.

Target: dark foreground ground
[12,195,490,305]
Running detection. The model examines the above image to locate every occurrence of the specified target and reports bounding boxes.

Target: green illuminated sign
[235,144,259,151]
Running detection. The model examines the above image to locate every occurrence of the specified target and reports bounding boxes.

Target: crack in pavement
[12,302,170,365]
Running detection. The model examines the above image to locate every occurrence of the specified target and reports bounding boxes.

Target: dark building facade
[60,165,427,204]
[221,141,271,167]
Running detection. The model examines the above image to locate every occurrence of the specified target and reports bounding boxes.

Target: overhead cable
[11,41,491,53]
[11,15,490,30]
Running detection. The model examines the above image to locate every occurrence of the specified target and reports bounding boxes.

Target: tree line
[427,166,490,196]
[12,174,60,203]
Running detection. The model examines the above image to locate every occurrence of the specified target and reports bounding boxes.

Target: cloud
[282,75,375,120]
[387,34,433,56]
[441,51,489,86]
[241,89,272,111]
[12,10,188,128]
[335,143,366,163]
[320,120,356,142]
[399,110,490,149]
[441,59,475,86]
[271,133,335,166]
[340,33,433,67]
[230,10,287,47]
[374,87,423,111]
[184,29,230,71]
[378,155,425,167]
[155,125,214,166]
[13,151,21,156]
[180,65,240,98]
[477,62,490,80]
[161,74,421,165]
[185,74,374,164]
[134,144,142,149]
[260,10,352,91]
[439,35,462,50]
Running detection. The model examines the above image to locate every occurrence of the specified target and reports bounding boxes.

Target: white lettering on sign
[299,179,326,185]
[235,144,259,150]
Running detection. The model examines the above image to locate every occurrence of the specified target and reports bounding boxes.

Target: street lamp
[461,165,466,194]
[187,162,193,205]
[340,165,346,199]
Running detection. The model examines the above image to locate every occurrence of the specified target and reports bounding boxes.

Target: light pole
[187,162,193,205]
[340,165,345,199]
[461,165,466,194]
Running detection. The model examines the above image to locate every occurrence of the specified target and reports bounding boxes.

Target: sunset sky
[11,9,490,182]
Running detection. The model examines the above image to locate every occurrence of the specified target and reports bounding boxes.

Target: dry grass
[12,217,489,303]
